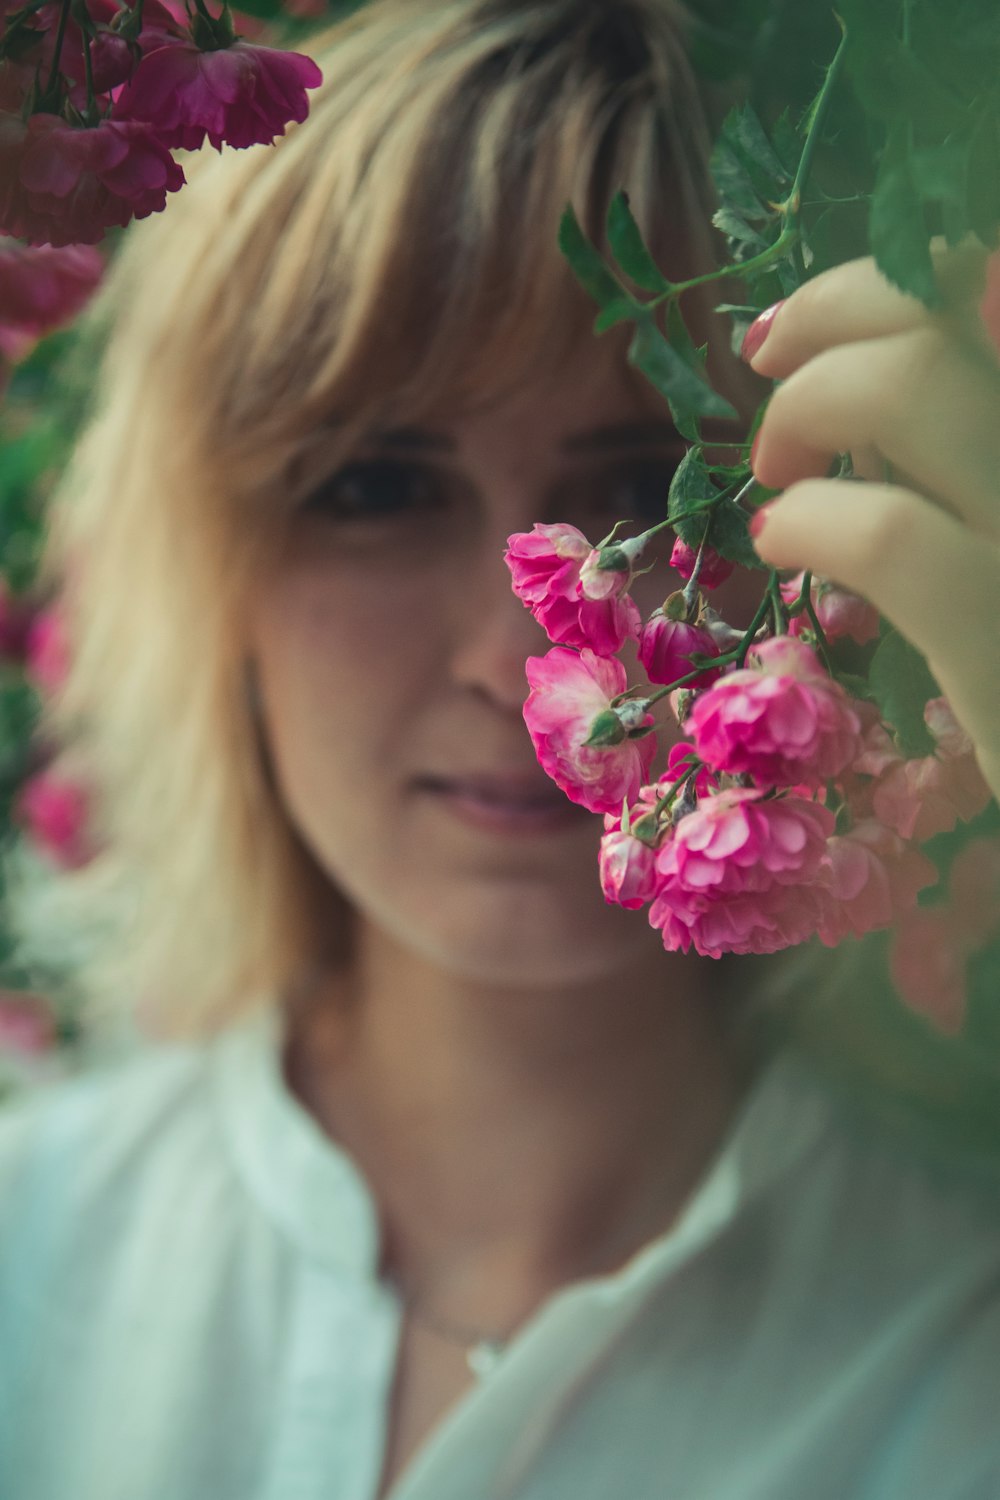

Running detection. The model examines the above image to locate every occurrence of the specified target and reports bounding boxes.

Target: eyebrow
[367,421,684,453]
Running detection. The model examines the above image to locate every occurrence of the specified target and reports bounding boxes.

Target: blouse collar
[210,996,832,1280]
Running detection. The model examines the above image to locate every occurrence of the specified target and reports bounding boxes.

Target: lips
[413,772,586,834]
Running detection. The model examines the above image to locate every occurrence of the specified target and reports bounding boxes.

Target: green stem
[44,0,72,99]
[651,228,797,305]
[736,590,772,668]
[653,760,703,819]
[783,23,850,231]
[81,29,96,122]
[768,572,787,635]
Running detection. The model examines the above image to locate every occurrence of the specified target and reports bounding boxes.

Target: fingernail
[749,503,773,539]
[979,250,1000,355]
[740,300,786,364]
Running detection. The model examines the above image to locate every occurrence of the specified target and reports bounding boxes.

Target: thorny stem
[645,23,851,311]
[781,23,850,233]
[681,521,712,614]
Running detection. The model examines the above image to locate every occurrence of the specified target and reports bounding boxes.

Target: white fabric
[1,1000,999,1500]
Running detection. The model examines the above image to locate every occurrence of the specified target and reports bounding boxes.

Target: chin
[391,890,662,989]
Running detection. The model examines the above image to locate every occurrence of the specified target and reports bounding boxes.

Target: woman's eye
[299,460,442,521]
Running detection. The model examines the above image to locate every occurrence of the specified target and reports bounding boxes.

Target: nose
[449,545,552,715]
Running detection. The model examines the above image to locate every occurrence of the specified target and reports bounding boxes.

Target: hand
[745,243,1000,803]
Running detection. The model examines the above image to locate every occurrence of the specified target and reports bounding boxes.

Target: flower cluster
[508,516,992,970]
[0,0,323,247]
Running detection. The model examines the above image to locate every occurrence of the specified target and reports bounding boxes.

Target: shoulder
[0,1033,226,1290]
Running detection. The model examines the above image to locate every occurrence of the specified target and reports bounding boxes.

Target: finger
[750,326,1000,539]
[748,242,993,381]
[752,477,1000,794]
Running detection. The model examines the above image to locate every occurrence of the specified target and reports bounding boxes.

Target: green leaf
[712,205,769,252]
[841,0,969,137]
[627,319,738,428]
[605,192,670,294]
[869,132,939,307]
[723,103,792,199]
[867,628,941,757]
[667,447,717,535]
[592,297,641,334]
[710,139,768,223]
[557,205,624,310]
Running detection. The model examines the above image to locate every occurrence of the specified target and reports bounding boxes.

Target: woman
[2,1,1000,1497]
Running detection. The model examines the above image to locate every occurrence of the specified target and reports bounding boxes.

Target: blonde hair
[33,0,736,1041]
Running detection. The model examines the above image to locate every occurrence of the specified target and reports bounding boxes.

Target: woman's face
[247,349,753,987]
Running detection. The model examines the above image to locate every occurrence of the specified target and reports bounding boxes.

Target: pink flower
[688,636,861,791]
[648,788,835,957]
[1,112,185,247]
[668,536,734,589]
[872,753,992,842]
[523,647,656,815]
[33,0,134,95]
[923,696,973,758]
[114,40,323,152]
[889,909,966,1034]
[505,524,640,655]
[779,572,880,645]
[0,241,103,333]
[15,767,93,868]
[816,819,937,946]
[0,992,56,1055]
[25,607,70,695]
[598,827,659,909]
[638,612,720,688]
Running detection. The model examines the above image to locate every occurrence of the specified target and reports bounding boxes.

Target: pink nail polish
[740,300,786,364]
[749,504,772,539]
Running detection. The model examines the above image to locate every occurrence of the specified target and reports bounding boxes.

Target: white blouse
[1,1000,999,1500]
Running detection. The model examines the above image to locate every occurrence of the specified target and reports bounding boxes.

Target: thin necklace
[388,1278,512,1379]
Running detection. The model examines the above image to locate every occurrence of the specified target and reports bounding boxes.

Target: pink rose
[523,647,656,815]
[2,112,185,246]
[668,537,734,589]
[688,636,861,791]
[598,827,659,909]
[25,607,70,695]
[638,612,720,688]
[779,572,880,645]
[0,241,103,334]
[647,789,835,957]
[0,992,56,1055]
[872,753,992,842]
[114,40,323,153]
[505,524,640,655]
[15,767,93,868]
[889,908,966,1034]
[816,819,937,946]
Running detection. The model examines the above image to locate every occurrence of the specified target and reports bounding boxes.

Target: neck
[283,928,748,1336]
